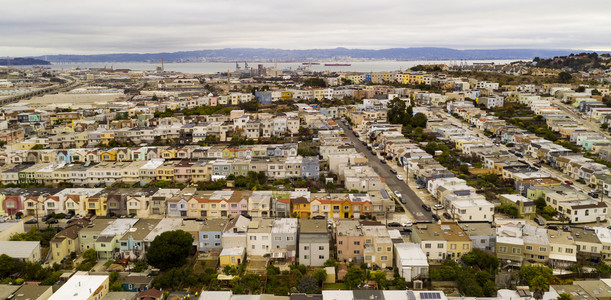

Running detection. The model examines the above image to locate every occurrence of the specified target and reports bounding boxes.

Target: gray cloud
[1,0,610,56]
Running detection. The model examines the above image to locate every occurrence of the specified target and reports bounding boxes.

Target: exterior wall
[299,239,329,267]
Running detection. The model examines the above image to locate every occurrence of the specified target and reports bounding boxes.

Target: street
[336,120,433,222]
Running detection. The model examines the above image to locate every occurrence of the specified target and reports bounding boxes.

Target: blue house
[301,156,320,180]
[57,150,72,163]
[122,275,153,292]
[198,219,228,252]
[255,91,273,104]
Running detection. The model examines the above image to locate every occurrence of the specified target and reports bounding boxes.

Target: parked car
[387,222,402,227]
[433,204,443,210]
[25,218,38,224]
[371,151,377,155]
[399,197,406,204]
[396,174,404,180]
[84,213,94,220]
[394,191,403,199]
[46,218,58,224]
[534,217,545,226]
[564,180,573,185]
[65,212,74,219]
[402,220,413,227]
[416,185,425,189]
[312,215,326,220]
[380,160,386,164]
[547,225,558,230]
[431,214,440,221]
[422,204,431,211]
[41,214,53,222]
[390,169,398,174]
[443,212,452,219]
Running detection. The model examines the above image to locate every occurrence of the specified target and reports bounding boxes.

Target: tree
[344,267,365,289]
[558,72,572,83]
[147,230,193,270]
[313,268,327,284]
[557,292,572,300]
[82,249,97,261]
[0,254,15,277]
[518,264,553,287]
[531,275,549,300]
[411,113,428,128]
[298,275,319,294]
[31,144,44,150]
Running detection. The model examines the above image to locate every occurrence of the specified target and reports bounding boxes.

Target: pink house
[3,196,22,216]
[174,159,197,183]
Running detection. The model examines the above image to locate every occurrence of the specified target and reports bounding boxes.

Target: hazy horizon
[2,0,611,56]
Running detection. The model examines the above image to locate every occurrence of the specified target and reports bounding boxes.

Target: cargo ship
[302,62,320,65]
[324,63,351,66]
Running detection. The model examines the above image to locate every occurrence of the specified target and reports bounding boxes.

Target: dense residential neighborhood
[0,55,611,300]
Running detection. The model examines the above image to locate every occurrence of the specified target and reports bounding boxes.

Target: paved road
[336,120,432,222]
[553,99,611,139]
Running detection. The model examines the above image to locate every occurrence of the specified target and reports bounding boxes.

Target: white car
[396,174,404,180]
[394,191,403,199]
[402,220,413,227]
[433,204,444,210]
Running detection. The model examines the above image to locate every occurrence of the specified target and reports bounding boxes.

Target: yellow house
[291,197,310,218]
[100,131,115,144]
[51,221,87,262]
[441,222,473,259]
[85,195,107,217]
[281,91,293,100]
[160,148,177,159]
[156,161,178,182]
[221,148,235,159]
[219,247,245,267]
[99,149,117,162]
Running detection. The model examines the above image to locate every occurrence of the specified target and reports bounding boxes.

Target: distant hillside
[534,52,611,71]
[34,47,597,63]
[0,57,51,66]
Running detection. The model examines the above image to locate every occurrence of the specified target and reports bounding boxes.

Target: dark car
[422,204,431,211]
[65,212,74,219]
[46,218,59,224]
[547,225,558,230]
[25,218,38,224]
[312,215,326,220]
[41,214,53,222]
[431,214,440,221]
[371,151,377,155]
[387,222,402,227]
[534,217,545,226]
[380,160,387,164]
[399,197,407,204]
[390,169,398,174]
[443,212,452,219]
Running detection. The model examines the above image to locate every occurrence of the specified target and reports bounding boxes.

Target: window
[319,255,325,259]
[450,244,456,249]
[203,235,209,239]
[500,246,507,252]
[338,241,343,245]
[463,244,469,250]
[381,256,388,261]
[512,248,521,254]
[354,241,360,246]
[526,246,533,251]
[566,248,573,254]
[215,235,220,239]
[304,255,309,259]
[275,237,282,241]
[319,246,325,250]
[438,243,444,249]
[304,246,310,250]
[354,250,360,254]
[540,247,547,252]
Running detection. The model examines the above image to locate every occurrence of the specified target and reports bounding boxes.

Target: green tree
[531,275,549,300]
[557,292,572,300]
[147,230,193,270]
[298,275,320,294]
[344,267,365,289]
[82,249,97,261]
[518,264,553,287]
[313,268,327,284]
[31,144,44,150]
[411,113,428,128]
[0,254,15,277]
[558,72,572,83]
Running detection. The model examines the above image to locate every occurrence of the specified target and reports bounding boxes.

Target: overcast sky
[2,0,611,56]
